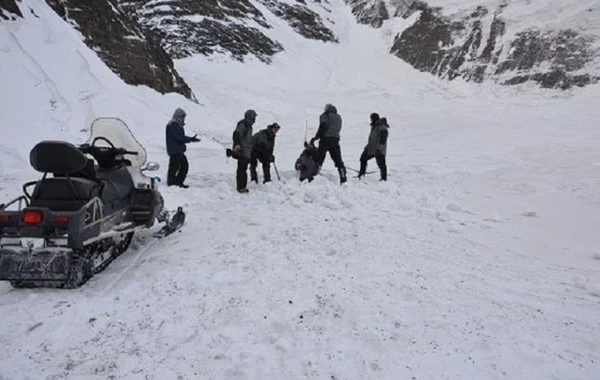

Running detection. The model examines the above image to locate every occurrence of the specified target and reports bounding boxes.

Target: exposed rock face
[117,0,283,62]
[495,29,597,89]
[0,0,23,20]
[345,0,390,28]
[118,0,338,63]
[346,0,600,89]
[43,0,194,99]
[259,0,338,43]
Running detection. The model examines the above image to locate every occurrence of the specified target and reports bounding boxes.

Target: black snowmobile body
[0,118,183,288]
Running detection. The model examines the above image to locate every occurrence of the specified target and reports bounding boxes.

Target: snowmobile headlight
[22,210,44,225]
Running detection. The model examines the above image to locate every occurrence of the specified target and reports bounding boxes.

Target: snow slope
[1,0,599,379]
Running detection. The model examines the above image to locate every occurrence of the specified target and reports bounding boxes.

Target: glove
[79,143,91,153]
[190,134,200,142]
[269,155,275,163]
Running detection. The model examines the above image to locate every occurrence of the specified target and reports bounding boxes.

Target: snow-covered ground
[0,0,599,379]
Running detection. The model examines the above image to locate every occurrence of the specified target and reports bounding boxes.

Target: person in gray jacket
[309,103,347,184]
[357,113,389,181]
[226,109,256,193]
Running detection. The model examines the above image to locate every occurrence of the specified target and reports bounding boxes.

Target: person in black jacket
[250,122,280,184]
[357,113,389,181]
[309,103,347,184]
[226,109,257,193]
[295,141,318,182]
[165,108,199,188]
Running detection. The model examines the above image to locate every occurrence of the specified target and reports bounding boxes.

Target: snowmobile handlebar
[79,141,138,169]
[79,143,138,156]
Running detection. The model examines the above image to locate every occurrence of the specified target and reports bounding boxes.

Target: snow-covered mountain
[4,0,599,91]
[1,0,600,379]
[346,0,600,88]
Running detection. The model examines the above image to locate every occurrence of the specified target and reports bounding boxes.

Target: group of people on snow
[164,104,389,193]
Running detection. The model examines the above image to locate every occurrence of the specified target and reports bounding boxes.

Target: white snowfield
[0,1,599,379]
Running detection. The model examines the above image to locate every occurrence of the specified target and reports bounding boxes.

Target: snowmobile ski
[153,207,185,238]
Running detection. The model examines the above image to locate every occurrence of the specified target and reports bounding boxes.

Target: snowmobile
[0,118,185,288]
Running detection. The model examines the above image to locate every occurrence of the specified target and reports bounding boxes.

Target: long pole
[304,120,308,143]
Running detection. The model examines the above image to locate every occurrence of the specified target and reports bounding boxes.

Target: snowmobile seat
[27,142,101,211]
[54,159,97,182]
[29,141,88,175]
[29,177,101,212]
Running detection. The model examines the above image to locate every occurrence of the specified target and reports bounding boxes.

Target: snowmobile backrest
[30,141,88,175]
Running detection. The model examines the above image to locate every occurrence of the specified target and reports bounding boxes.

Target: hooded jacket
[252,126,277,158]
[233,110,256,159]
[295,145,318,181]
[314,104,342,140]
[366,117,389,156]
[166,108,193,156]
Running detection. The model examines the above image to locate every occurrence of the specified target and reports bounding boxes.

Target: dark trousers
[316,137,346,183]
[236,156,250,190]
[167,153,189,186]
[315,137,345,169]
[250,152,271,183]
[359,149,387,181]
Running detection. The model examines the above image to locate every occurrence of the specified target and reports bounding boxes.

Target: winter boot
[237,188,249,194]
[338,167,347,184]
[250,167,258,184]
[357,161,367,179]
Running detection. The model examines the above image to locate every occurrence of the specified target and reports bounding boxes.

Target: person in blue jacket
[165,108,199,188]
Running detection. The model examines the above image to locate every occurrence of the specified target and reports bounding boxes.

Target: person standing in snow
[295,141,318,182]
[250,122,281,184]
[357,113,389,181]
[165,108,199,188]
[226,109,256,193]
[309,103,347,184]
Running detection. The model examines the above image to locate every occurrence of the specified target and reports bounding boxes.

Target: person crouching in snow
[295,141,318,182]
[250,122,281,184]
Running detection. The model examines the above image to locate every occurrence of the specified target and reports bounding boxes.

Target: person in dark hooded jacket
[250,122,280,184]
[309,103,347,184]
[165,108,199,188]
[226,109,257,193]
[357,113,389,181]
[295,141,318,182]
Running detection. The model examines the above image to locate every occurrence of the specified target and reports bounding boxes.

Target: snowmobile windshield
[86,118,148,169]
